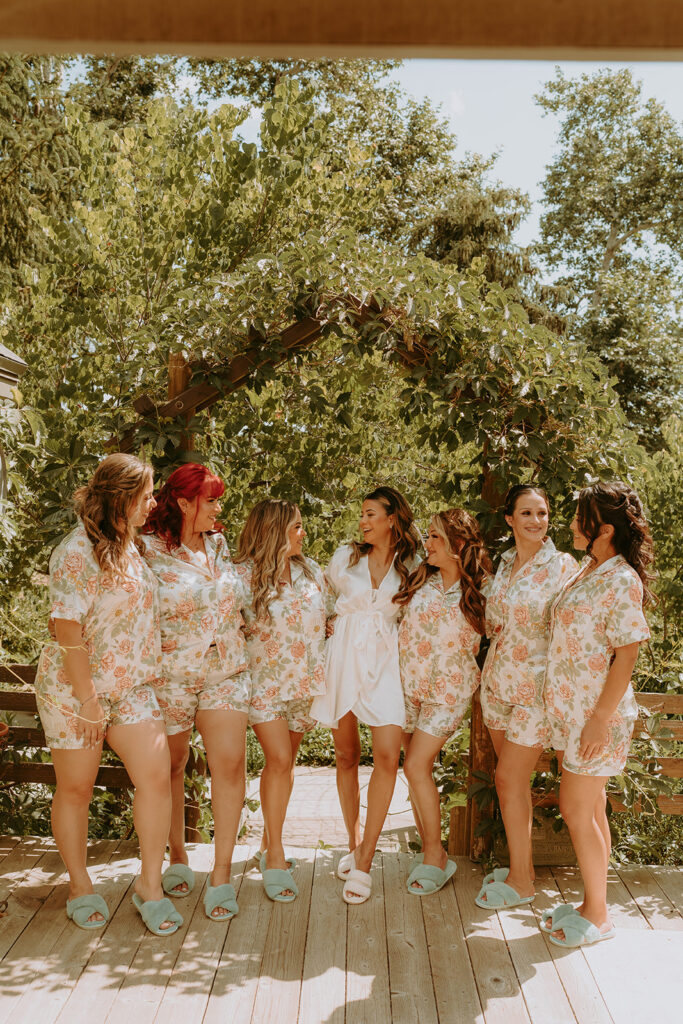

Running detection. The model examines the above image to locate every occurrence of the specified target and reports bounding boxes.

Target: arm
[578,642,640,760]
[54,618,106,748]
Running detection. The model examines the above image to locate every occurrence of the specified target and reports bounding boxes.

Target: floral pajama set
[481,538,578,746]
[235,558,327,731]
[398,574,482,738]
[141,532,251,734]
[35,525,163,748]
[543,554,650,775]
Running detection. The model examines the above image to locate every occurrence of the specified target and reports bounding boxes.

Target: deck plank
[551,867,648,930]
[346,852,391,1024]
[152,845,253,1024]
[9,840,133,1024]
[532,867,613,1024]
[646,864,683,915]
[104,844,213,1024]
[0,836,56,961]
[383,852,438,1023]
[298,850,347,1024]
[202,846,275,1024]
[249,847,315,1024]
[453,860,531,1024]
[420,857,484,1024]
[616,864,683,930]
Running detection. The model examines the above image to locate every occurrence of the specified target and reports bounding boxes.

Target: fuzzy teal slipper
[66,893,109,930]
[541,903,579,932]
[162,863,195,898]
[259,852,298,903]
[131,894,183,936]
[547,915,616,948]
[406,859,457,896]
[204,882,239,921]
[475,867,535,909]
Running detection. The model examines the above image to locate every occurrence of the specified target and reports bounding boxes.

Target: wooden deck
[1,837,682,1023]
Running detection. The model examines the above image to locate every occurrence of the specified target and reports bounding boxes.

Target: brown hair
[394,509,492,634]
[348,486,421,591]
[234,499,313,621]
[504,483,549,518]
[576,481,656,607]
[73,453,152,577]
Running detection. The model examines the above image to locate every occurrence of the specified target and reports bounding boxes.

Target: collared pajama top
[543,554,650,727]
[141,531,248,680]
[36,525,162,699]
[398,572,482,707]
[311,543,415,729]
[481,538,578,707]
[235,557,327,702]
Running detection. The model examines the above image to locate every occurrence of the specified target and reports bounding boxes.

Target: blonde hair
[235,499,314,621]
[394,508,492,634]
[348,486,421,591]
[73,453,152,578]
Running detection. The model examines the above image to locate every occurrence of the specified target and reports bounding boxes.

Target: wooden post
[184,746,208,843]
[167,351,194,454]
[465,688,498,860]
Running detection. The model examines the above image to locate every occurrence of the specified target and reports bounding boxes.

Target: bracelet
[79,695,99,709]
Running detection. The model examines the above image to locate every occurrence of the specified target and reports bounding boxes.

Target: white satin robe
[311,544,407,729]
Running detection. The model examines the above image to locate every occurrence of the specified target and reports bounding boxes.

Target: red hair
[143,463,225,550]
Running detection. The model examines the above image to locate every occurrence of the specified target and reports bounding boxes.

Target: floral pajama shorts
[403,693,470,739]
[35,676,162,750]
[248,692,317,732]
[546,711,636,776]
[154,646,251,735]
[480,686,550,748]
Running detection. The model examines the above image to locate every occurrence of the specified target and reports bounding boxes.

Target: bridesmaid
[311,485,421,904]
[35,454,179,936]
[476,484,577,910]
[542,482,653,947]
[234,499,327,903]
[141,463,251,922]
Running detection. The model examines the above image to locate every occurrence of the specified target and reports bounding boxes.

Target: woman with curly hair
[541,481,654,948]
[476,484,578,911]
[395,509,491,896]
[141,463,251,923]
[35,454,180,936]
[234,500,327,903]
[311,485,421,904]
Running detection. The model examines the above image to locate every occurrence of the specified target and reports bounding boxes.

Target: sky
[388,60,683,246]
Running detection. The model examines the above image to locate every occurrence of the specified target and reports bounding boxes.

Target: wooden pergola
[3,0,683,59]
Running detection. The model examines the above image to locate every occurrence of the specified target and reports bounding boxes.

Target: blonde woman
[311,486,421,905]
[234,500,327,903]
[35,454,179,937]
[395,509,491,896]
[141,463,250,922]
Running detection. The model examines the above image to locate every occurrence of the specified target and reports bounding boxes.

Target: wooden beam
[2,0,683,59]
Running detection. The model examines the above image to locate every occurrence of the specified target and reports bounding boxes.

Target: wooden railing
[0,666,205,840]
[449,689,683,858]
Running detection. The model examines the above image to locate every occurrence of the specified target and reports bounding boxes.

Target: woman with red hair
[141,463,251,922]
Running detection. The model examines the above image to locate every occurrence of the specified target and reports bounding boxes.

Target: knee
[373,747,400,774]
[209,752,245,783]
[265,749,292,775]
[169,745,190,779]
[558,790,586,827]
[56,778,95,805]
[336,744,361,772]
[403,755,430,788]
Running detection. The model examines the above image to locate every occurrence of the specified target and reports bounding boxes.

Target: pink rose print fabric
[236,557,327,707]
[481,538,578,707]
[398,573,482,719]
[543,554,650,727]
[35,524,162,710]
[141,532,248,680]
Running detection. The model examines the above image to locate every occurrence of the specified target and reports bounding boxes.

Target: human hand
[75,695,106,749]
[325,616,336,638]
[578,712,609,761]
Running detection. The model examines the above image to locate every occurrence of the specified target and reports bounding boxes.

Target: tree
[536,67,683,447]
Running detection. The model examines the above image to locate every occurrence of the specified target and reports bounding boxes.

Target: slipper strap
[204,883,238,918]
[134,895,183,934]
[478,879,529,908]
[67,893,109,926]
[162,863,195,895]
[407,862,455,893]
[344,868,372,897]
[554,917,601,946]
[262,869,299,900]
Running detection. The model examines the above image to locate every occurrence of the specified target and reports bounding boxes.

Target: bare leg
[107,720,174,928]
[252,718,294,892]
[351,724,401,885]
[332,711,362,851]
[51,747,103,922]
[402,731,425,841]
[484,736,543,900]
[166,729,192,888]
[554,770,612,939]
[259,729,305,855]
[403,730,448,889]
[196,709,247,910]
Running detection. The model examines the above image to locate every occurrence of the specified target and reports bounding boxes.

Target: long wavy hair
[348,486,421,590]
[234,499,314,622]
[576,481,656,607]
[143,463,225,551]
[73,453,152,577]
[394,509,492,634]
